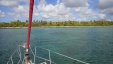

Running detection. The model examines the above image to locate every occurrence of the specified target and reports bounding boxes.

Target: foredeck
[7,45,90,64]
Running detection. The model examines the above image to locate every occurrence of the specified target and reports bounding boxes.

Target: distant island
[0,20,113,28]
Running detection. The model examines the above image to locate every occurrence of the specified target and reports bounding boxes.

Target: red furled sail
[26,0,34,49]
[25,0,34,64]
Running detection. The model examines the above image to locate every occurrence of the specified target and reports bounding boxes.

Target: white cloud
[99,0,113,19]
[61,0,88,7]
[6,5,38,20]
[101,7,113,15]
[37,0,106,21]
[0,0,38,21]
[0,10,5,17]
[0,0,17,7]
[99,0,113,9]
[38,2,72,20]
[74,7,106,21]
[0,0,112,21]
[0,0,29,20]
[0,0,28,7]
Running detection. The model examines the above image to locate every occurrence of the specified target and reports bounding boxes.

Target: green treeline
[0,20,113,27]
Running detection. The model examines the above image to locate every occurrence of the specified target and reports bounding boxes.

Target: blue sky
[0,0,113,22]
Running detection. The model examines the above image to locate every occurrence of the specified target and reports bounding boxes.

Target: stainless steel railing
[7,45,90,64]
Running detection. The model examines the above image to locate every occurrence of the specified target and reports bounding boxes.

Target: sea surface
[0,27,113,64]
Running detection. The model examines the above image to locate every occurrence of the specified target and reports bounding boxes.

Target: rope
[30,46,35,56]
[7,47,18,64]
[11,56,13,64]
[48,50,52,64]
[36,56,56,64]
[22,54,25,64]
[7,46,90,64]
[34,47,37,64]
[37,47,90,64]
[17,46,22,64]
[53,51,90,64]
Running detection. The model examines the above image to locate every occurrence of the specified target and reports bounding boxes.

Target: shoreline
[0,26,113,29]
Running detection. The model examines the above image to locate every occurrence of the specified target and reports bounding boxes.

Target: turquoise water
[0,27,113,64]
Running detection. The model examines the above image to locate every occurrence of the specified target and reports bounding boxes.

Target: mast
[25,0,34,64]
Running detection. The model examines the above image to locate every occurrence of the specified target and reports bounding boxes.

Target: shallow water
[0,27,113,64]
